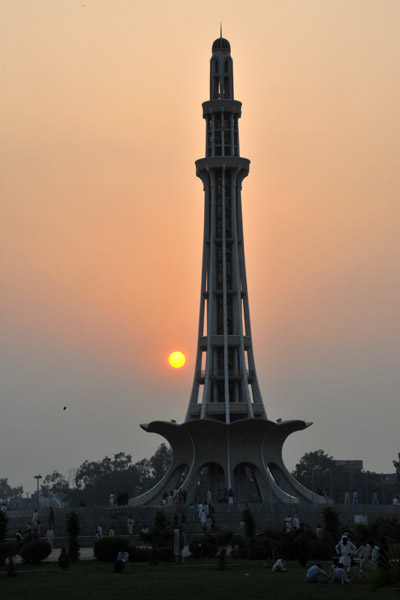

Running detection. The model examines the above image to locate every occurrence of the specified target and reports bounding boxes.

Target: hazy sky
[1,0,400,493]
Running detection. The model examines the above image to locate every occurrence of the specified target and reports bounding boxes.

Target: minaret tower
[130,37,325,507]
[187,36,266,424]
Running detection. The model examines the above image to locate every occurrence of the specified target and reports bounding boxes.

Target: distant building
[334,460,363,472]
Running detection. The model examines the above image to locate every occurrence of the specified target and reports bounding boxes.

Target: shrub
[19,540,52,563]
[0,510,8,543]
[321,506,340,538]
[189,535,217,558]
[242,508,256,539]
[94,536,130,561]
[0,541,19,565]
[66,511,80,561]
[129,546,152,562]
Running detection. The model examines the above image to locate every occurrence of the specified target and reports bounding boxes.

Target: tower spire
[220,21,222,38]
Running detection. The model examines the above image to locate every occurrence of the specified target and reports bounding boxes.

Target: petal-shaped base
[129,419,325,505]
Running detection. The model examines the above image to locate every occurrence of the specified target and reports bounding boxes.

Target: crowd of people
[269,529,388,585]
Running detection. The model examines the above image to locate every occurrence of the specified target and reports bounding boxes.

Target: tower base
[129,419,325,506]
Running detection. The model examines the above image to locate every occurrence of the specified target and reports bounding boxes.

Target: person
[32,509,39,527]
[206,515,213,533]
[1,503,7,512]
[127,516,135,535]
[292,514,300,530]
[357,541,371,572]
[200,508,207,531]
[330,562,349,584]
[284,515,291,533]
[371,542,379,565]
[58,547,69,569]
[323,488,330,503]
[372,490,379,505]
[315,523,323,539]
[393,496,399,505]
[15,529,23,542]
[96,524,103,539]
[141,524,149,536]
[347,559,365,583]
[48,507,55,528]
[109,493,115,507]
[335,536,356,571]
[25,523,32,540]
[109,527,115,536]
[117,550,129,563]
[197,502,203,519]
[352,490,359,504]
[306,563,329,583]
[207,488,212,505]
[46,527,55,550]
[272,558,287,572]
[188,503,195,521]
[344,489,350,504]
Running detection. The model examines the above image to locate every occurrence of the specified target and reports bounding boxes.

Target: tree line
[1,446,399,507]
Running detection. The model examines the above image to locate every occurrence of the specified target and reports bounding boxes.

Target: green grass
[0,560,396,600]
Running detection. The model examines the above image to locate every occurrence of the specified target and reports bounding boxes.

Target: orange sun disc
[168,351,186,368]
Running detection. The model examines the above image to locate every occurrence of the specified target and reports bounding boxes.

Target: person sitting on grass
[330,562,349,584]
[306,563,330,583]
[114,550,129,573]
[272,558,287,572]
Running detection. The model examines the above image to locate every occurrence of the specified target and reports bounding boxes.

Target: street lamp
[34,475,42,507]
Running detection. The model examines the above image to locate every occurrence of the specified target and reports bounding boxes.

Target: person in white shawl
[335,536,356,571]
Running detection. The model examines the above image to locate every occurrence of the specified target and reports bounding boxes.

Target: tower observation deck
[187,37,265,424]
[130,37,325,506]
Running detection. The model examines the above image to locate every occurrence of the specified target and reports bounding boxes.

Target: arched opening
[233,462,263,503]
[194,462,225,504]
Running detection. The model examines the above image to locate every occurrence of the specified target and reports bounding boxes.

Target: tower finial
[220,22,222,38]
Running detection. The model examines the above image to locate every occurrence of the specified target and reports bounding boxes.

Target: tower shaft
[186,38,266,424]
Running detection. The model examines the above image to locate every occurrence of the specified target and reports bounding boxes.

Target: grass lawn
[0,559,396,600]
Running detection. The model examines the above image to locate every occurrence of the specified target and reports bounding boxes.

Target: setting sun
[168,351,186,369]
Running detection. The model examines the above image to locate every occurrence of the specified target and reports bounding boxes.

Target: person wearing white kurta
[357,543,371,572]
[335,537,356,571]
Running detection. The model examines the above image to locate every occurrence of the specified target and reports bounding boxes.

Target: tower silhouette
[130,37,324,506]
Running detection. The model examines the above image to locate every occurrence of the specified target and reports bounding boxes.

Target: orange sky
[1,0,400,491]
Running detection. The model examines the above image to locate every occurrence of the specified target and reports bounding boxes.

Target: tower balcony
[195,369,255,384]
[199,335,251,349]
[189,402,265,418]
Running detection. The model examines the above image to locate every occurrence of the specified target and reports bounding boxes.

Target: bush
[19,540,52,563]
[189,535,217,558]
[66,511,80,561]
[129,546,152,562]
[0,541,19,565]
[0,511,8,543]
[94,536,130,561]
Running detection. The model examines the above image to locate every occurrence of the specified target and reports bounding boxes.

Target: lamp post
[34,475,42,507]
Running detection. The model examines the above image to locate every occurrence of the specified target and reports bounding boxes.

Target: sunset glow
[1,0,400,492]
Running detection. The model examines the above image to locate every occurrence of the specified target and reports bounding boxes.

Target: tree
[292,450,344,494]
[66,511,80,560]
[149,443,172,482]
[393,457,400,483]
[41,471,70,505]
[0,478,23,506]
